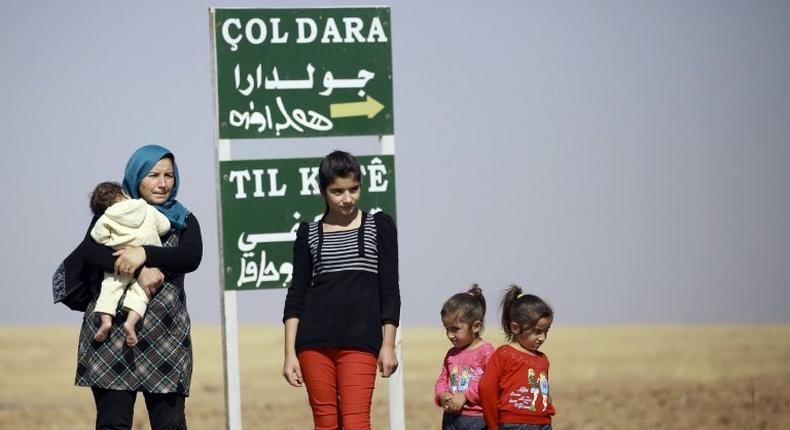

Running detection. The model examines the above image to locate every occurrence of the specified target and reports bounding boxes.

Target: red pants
[297,348,378,430]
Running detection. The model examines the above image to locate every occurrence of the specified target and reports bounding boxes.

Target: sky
[2,0,789,326]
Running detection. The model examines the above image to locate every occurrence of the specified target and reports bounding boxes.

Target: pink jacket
[434,341,495,416]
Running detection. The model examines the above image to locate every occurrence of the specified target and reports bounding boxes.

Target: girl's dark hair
[440,284,487,336]
[318,150,362,194]
[90,181,125,216]
[501,284,553,342]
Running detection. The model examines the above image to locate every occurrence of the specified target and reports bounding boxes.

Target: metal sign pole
[380,134,405,430]
[389,326,405,430]
[210,10,242,429]
[218,138,243,430]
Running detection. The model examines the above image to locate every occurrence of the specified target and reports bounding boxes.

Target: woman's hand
[137,267,165,298]
[282,353,303,387]
[113,247,147,277]
[283,318,303,387]
[379,323,399,377]
[377,344,398,378]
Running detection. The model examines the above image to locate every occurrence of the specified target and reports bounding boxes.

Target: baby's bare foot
[123,321,138,347]
[94,321,111,342]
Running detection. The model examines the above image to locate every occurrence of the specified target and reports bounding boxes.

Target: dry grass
[1,324,789,429]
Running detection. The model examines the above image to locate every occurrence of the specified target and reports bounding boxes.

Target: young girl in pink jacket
[435,285,495,430]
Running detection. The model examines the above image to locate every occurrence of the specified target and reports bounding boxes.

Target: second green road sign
[219,155,396,290]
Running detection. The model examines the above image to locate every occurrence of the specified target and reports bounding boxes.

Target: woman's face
[323,175,360,217]
[138,157,175,205]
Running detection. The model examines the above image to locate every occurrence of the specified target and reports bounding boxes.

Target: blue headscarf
[122,145,188,232]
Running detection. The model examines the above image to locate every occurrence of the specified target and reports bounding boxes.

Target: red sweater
[478,344,555,428]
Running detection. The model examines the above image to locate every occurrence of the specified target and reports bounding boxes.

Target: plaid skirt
[75,236,193,395]
[75,275,192,396]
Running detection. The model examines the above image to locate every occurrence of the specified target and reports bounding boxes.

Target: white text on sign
[226,158,389,199]
[221,16,388,51]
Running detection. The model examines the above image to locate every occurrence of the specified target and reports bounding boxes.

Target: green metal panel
[213,8,394,139]
[219,155,396,290]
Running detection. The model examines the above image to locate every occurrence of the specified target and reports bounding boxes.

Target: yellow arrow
[330,96,385,119]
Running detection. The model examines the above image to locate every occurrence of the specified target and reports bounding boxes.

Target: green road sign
[212,8,394,139]
[219,155,396,290]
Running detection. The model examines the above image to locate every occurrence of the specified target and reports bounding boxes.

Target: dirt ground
[1,324,788,429]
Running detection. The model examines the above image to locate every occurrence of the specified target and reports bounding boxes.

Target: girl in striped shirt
[282,150,400,430]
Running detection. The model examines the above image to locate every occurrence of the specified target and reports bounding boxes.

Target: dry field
[1,324,788,429]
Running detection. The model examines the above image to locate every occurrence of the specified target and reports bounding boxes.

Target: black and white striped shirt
[308,212,378,275]
[284,211,401,354]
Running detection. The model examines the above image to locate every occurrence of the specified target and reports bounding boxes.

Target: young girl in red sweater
[479,285,555,430]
